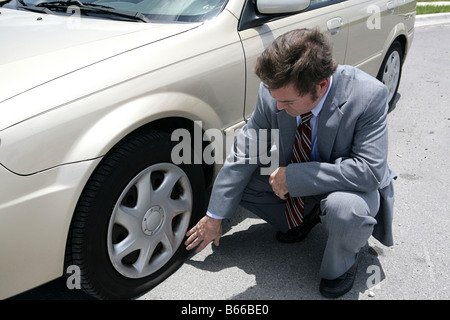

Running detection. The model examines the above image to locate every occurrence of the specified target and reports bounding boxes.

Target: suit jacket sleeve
[207,83,274,219]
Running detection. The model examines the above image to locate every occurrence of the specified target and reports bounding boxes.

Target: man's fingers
[185,226,202,250]
[195,235,220,253]
[186,234,213,252]
[185,216,223,253]
[195,241,210,253]
[185,238,195,251]
[185,227,209,251]
[186,227,195,237]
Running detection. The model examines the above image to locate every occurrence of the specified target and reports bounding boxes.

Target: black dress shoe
[275,206,321,243]
[319,254,360,298]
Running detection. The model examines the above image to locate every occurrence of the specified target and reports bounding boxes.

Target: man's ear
[317,77,330,94]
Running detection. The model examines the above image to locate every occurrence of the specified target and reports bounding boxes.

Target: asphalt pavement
[9,16,450,301]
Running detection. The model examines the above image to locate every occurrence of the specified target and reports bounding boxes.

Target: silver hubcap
[107,163,193,279]
[382,50,401,103]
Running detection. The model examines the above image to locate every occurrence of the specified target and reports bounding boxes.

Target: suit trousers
[240,175,380,280]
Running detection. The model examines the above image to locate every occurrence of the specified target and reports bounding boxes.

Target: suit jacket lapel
[317,68,347,162]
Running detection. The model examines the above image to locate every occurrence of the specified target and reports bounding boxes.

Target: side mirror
[256,0,311,15]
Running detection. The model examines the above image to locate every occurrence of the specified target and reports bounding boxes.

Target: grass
[417,5,450,14]
[417,0,450,14]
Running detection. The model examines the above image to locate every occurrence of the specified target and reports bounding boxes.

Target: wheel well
[131,117,216,189]
[394,35,407,62]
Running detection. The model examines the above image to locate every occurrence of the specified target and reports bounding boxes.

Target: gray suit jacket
[208,65,396,246]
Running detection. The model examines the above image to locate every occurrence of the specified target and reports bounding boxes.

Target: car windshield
[7,0,228,22]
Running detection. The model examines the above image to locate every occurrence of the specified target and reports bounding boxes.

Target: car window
[310,0,335,5]
[15,0,228,22]
[309,0,345,9]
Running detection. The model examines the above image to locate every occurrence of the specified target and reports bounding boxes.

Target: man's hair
[255,28,338,97]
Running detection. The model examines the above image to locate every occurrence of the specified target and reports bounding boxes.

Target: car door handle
[327,17,343,35]
[387,1,395,14]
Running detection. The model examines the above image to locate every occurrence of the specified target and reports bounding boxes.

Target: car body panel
[0,159,101,298]
[0,9,245,174]
[0,9,202,129]
[343,0,416,74]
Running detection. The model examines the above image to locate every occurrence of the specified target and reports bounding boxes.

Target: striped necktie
[284,111,313,229]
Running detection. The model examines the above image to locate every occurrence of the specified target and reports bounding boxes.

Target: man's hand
[269,166,288,200]
[185,215,222,253]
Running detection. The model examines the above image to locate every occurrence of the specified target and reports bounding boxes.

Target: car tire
[65,128,205,299]
[377,40,403,109]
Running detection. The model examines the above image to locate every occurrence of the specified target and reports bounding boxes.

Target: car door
[238,0,349,119]
[342,0,397,76]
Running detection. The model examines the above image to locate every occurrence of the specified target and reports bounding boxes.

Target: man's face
[269,79,329,117]
[270,83,318,117]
